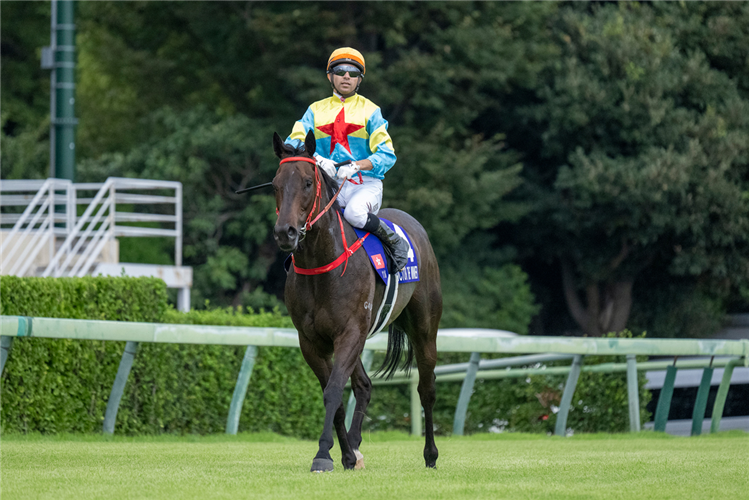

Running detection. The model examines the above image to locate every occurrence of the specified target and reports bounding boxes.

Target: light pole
[42,0,77,181]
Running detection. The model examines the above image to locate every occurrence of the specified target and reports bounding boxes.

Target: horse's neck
[293,208,349,269]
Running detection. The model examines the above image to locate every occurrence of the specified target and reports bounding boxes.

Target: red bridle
[277,156,368,276]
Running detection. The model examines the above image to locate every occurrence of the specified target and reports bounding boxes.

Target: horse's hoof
[310,458,334,473]
[354,449,365,470]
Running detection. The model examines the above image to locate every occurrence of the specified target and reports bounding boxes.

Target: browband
[280,156,317,165]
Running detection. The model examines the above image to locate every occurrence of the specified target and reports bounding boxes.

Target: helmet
[327,47,366,75]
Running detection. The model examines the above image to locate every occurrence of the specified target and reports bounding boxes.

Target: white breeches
[336,175,383,228]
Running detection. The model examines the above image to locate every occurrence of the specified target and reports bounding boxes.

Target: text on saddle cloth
[352,219,419,284]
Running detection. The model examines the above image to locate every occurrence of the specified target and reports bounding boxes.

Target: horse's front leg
[300,335,360,472]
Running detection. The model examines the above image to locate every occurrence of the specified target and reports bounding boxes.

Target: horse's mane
[288,144,341,214]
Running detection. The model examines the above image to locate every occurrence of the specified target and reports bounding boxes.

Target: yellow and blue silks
[286,94,396,179]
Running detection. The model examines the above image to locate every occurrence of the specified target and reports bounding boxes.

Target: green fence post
[690,366,714,436]
[410,373,422,436]
[345,349,374,431]
[710,358,740,434]
[103,341,138,434]
[226,345,258,435]
[626,354,641,432]
[653,364,678,432]
[555,354,584,437]
[0,336,13,376]
[453,352,481,436]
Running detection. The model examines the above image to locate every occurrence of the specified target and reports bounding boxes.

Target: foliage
[0,3,51,129]
[0,277,323,437]
[511,3,749,334]
[0,276,169,433]
[440,261,540,334]
[628,277,728,339]
[4,2,749,334]
[0,276,169,321]
[78,108,284,311]
[366,332,650,435]
[0,118,49,180]
[117,307,324,438]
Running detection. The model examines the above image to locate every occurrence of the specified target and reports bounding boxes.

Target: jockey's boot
[364,213,409,275]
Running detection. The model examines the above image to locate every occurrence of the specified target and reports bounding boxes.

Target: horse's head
[271,130,321,252]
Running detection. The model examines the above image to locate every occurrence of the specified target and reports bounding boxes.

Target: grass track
[2,431,748,500]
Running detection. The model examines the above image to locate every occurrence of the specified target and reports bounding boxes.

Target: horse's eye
[305,180,313,189]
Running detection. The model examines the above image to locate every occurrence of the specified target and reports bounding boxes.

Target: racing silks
[286,93,396,179]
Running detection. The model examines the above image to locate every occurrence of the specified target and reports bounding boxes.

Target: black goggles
[329,65,362,78]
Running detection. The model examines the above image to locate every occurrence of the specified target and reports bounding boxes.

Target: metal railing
[1,177,182,277]
[0,178,74,276]
[1,316,746,438]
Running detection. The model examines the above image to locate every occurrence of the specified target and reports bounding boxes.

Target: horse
[271,130,443,472]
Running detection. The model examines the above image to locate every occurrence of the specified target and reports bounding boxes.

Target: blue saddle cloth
[353,219,419,284]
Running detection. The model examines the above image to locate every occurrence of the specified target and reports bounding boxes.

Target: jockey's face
[328,66,361,96]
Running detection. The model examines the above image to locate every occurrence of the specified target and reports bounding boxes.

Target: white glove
[314,155,337,178]
[336,162,361,180]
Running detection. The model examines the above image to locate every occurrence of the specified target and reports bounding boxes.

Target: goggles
[329,65,363,78]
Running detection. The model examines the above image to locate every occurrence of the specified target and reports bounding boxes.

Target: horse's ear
[304,130,316,157]
[272,132,289,159]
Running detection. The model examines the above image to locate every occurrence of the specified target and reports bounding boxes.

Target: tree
[79,107,282,310]
[512,3,749,336]
[1,2,52,180]
[73,2,542,328]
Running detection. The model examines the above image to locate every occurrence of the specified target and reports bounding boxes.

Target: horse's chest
[286,274,374,345]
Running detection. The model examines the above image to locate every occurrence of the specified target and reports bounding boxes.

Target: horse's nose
[274,224,298,251]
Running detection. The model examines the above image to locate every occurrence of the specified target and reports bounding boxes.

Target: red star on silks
[316,107,364,155]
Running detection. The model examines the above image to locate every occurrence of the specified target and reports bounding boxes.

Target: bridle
[277,156,345,240]
[277,156,368,276]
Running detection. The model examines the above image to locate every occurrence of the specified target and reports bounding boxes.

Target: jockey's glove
[336,162,361,180]
[314,154,337,179]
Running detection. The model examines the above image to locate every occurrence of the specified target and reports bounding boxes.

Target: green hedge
[0,277,169,433]
[1,277,649,437]
[0,275,169,321]
[0,277,323,437]
[364,331,652,435]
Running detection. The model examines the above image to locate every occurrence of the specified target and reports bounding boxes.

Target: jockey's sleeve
[365,107,396,178]
[285,106,315,149]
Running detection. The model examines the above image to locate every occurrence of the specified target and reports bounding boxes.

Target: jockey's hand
[314,155,337,178]
[336,162,361,180]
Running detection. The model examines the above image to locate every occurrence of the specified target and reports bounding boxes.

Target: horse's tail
[375,323,414,380]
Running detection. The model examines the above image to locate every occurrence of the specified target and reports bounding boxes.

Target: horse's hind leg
[347,358,372,469]
[402,283,441,468]
[412,332,439,468]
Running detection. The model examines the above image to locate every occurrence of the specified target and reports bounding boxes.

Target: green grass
[2,431,748,499]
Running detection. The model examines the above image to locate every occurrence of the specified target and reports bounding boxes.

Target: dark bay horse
[271,130,442,472]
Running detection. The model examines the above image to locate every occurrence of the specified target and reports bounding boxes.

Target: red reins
[278,156,368,276]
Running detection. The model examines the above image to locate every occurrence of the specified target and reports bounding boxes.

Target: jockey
[285,47,409,274]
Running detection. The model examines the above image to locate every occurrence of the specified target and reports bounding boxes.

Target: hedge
[364,331,652,435]
[1,277,650,437]
[0,277,323,437]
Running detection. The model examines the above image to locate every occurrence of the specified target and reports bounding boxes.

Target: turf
[2,431,747,500]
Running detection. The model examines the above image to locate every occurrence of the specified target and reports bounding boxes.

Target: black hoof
[311,458,334,473]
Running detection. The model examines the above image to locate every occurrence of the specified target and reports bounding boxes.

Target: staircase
[1,177,191,310]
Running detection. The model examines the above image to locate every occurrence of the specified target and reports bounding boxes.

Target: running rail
[1,315,746,437]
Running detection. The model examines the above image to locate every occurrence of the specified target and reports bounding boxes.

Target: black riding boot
[363,213,409,274]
